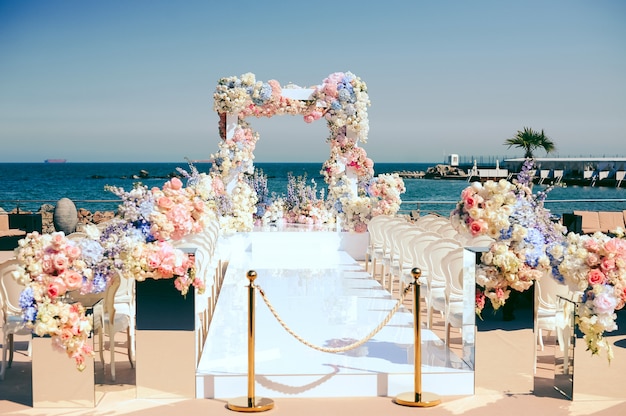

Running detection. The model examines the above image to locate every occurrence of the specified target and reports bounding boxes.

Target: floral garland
[451,159,567,314]
[13,232,96,370]
[212,72,404,233]
[555,231,626,361]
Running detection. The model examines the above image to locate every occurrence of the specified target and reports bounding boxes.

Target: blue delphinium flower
[19,286,37,322]
[523,228,544,268]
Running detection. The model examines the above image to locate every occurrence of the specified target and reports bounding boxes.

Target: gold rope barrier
[257,280,412,353]
[227,270,274,412]
[394,268,441,407]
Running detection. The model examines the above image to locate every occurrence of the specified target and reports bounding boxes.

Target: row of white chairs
[365,214,494,346]
[367,213,582,362]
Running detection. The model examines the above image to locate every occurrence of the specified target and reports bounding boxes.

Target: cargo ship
[44,159,67,163]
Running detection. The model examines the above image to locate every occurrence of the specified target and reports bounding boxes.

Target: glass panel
[461,247,483,371]
[554,295,576,400]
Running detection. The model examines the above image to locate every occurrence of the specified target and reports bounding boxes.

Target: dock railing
[398,199,626,219]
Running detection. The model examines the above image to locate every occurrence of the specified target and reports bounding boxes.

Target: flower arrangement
[451,178,517,238]
[13,232,96,370]
[452,159,567,315]
[555,231,626,360]
[211,72,404,233]
[106,179,207,295]
[283,172,334,226]
[12,163,212,370]
[149,177,208,241]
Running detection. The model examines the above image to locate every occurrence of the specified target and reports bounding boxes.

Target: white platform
[196,231,474,399]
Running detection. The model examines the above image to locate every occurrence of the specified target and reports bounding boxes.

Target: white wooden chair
[93,271,135,382]
[1,258,32,380]
[424,238,462,328]
[534,274,571,373]
[443,248,465,345]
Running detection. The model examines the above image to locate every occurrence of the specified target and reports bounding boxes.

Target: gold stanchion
[228,270,275,412]
[394,268,441,407]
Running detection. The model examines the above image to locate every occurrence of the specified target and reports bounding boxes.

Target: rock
[92,210,115,224]
[53,198,78,234]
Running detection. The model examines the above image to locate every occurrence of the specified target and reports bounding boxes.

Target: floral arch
[210,72,405,233]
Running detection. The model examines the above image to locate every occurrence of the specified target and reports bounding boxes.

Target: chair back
[425,238,462,286]
[0,258,24,320]
[536,274,570,312]
[445,248,465,300]
[408,231,440,272]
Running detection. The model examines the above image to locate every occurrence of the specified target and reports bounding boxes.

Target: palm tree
[504,127,556,158]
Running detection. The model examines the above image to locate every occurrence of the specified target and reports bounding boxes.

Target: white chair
[424,238,462,328]
[403,231,441,297]
[458,233,495,248]
[415,213,446,229]
[382,221,416,293]
[1,258,32,381]
[365,215,392,274]
[93,272,135,382]
[369,216,404,283]
[390,227,425,295]
[442,248,465,345]
[534,274,571,373]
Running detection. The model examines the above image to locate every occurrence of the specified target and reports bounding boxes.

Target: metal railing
[0,199,122,213]
[398,199,626,218]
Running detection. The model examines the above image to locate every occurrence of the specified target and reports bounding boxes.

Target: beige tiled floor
[2,253,626,415]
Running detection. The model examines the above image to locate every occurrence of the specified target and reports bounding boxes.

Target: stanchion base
[394,391,441,407]
[227,396,275,412]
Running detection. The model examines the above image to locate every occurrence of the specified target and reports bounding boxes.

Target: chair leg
[127,329,134,368]
[0,334,8,380]
[8,334,14,368]
[98,328,104,367]
[109,323,116,383]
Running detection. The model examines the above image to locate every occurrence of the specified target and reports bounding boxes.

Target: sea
[1,162,625,218]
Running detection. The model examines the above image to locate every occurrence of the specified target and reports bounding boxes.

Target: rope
[256,282,414,354]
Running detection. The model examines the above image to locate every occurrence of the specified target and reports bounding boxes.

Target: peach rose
[63,270,84,291]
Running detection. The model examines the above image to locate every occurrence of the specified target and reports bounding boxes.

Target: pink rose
[600,257,616,273]
[587,268,606,286]
[604,238,626,255]
[50,232,66,247]
[63,270,84,291]
[469,219,487,236]
[53,253,69,272]
[157,196,174,210]
[461,187,475,200]
[41,255,55,274]
[584,238,600,253]
[47,277,67,299]
[66,244,82,260]
[168,177,183,190]
[464,196,477,209]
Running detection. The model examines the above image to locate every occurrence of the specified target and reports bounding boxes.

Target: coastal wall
[2,205,116,234]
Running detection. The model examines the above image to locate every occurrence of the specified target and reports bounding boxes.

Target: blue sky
[1,0,624,163]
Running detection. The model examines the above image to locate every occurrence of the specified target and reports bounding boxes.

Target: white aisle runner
[195,231,473,399]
